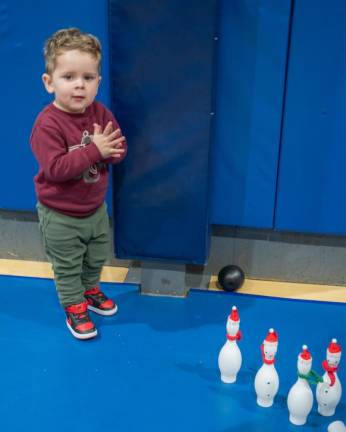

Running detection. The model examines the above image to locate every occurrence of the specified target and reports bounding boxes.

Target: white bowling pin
[287,345,314,426]
[218,306,242,383]
[316,338,342,417]
[328,421,346,432]
[254,328,279,407]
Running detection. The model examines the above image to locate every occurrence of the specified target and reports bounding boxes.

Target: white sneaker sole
[87,304,118,316]
[66,319,98,340]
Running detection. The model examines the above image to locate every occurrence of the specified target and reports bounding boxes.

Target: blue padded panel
[0,0,110,211]
[109,1,216,263]
[275,0,346,235]
[211,0,292,228]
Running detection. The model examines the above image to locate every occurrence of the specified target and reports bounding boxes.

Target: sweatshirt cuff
[85,142,103,163]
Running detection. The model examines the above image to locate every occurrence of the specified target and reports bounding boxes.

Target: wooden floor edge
[0,258,128,283]
[209,276,346,303]
[0,259,345,302]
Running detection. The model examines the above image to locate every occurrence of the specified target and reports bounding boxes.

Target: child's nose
[75,78,85,88]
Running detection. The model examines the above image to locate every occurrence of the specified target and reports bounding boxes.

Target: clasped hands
[92,121,126,159]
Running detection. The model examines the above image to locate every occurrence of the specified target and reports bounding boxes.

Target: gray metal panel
[141,261,186,297]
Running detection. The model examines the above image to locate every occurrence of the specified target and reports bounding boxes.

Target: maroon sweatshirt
[30,102,127,217]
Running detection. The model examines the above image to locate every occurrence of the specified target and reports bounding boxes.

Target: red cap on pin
[229,306,240,322]
[300,344,312,361]
[265,328,278,344]
[328,338,342,354]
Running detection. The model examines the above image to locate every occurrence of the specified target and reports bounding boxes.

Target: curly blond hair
[44,28,101,74]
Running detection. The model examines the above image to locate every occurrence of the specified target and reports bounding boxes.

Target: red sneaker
[65,301,97,340]
[84,286,118,316]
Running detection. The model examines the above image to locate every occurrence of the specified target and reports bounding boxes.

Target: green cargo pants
[37,202,110,308]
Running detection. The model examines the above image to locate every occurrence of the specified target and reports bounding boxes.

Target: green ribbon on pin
[298,370,323,385]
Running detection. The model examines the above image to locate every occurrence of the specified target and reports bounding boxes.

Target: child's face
[42,49,101,114]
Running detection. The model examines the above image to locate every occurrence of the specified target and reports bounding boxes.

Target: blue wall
[275,0,346,235]
[211,0,291,229]
[211,0,346,235]
[2,0,346,239]
[0,0,110,211]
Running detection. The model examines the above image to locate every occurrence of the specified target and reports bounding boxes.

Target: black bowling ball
[217,265,245,292]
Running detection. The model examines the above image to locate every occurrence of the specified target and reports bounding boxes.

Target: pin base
[256,397,274,408]
[220,374,236,384]
[289,415,307,426]
[318,405,336,417]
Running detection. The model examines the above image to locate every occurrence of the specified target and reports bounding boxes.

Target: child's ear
[42,73,54,93]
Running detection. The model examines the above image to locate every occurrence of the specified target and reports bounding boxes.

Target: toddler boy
[30,28,127,339]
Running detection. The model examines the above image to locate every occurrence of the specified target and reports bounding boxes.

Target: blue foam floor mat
[0,275,345,431]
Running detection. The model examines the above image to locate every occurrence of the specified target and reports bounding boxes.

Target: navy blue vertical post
[109,1,216,264]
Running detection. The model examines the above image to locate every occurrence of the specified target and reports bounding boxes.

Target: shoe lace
[71,310,90,324]
[67,303,89,321]
[95,292,107,301]
[86,288,107,302]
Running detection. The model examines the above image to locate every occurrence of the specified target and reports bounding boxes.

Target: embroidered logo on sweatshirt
[69,130,104,183]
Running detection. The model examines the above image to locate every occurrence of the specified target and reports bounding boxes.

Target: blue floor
[0,275,345,432]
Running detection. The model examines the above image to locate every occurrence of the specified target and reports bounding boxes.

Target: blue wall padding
[109,1,216,263]
[275,0,346,235]
[0,0,111,211]
[210,0,292,229]
[3,0,346,241]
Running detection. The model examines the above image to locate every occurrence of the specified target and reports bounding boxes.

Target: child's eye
[84,75,95,81]
[63,75,72,80]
